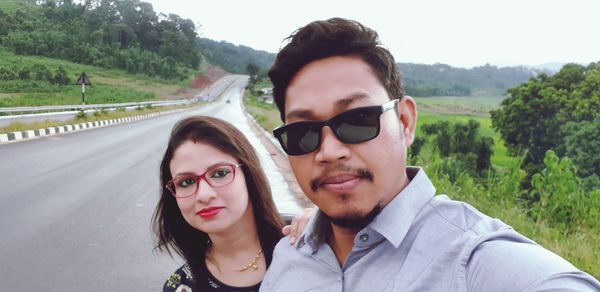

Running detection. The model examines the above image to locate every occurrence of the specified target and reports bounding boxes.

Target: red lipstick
[197,207,223,219]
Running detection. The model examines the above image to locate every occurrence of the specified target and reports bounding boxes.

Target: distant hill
[399,63,537,97]
[197,38,276,75]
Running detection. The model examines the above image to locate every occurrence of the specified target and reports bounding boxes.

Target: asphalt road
[0,76,300,291]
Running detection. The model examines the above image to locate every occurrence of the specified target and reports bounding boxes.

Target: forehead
[284,56,388,121]
[170,140,235,173]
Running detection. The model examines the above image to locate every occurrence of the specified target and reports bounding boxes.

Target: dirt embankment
[172,63,230,99]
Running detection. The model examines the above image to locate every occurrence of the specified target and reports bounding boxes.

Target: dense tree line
[399,63,538,97]
[0,0,201,80]
[197,37,275,76]
[491,62,600,190]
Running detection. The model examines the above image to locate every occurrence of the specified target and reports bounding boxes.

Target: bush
[17,66,30,80]
[75,110,86,119]
[52,65,70,85]
[31,64,52,82]
[528,150,598,230]
[0,67,17,80]
[421,119,494,175]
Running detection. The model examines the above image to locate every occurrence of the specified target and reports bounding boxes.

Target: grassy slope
[0,48,189,106]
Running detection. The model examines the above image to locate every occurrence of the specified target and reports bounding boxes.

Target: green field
[414,96,504,117]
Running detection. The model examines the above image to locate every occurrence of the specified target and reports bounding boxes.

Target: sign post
[75,72,92,111]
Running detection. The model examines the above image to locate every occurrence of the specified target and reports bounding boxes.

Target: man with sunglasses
[260,18,600,291]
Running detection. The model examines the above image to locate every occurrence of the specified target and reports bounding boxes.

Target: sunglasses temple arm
[382,99,399,112]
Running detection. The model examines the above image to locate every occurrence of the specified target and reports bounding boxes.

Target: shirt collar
[297,167,436,252]
[369,167,436,247]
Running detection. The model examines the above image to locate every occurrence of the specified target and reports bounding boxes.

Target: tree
[420,119,494,175]
[563,119,600,190]
[246,63,259,76]
[491,63,600,188]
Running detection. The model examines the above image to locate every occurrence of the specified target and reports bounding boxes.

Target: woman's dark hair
[269,17,404,122]
[152,116,284,290]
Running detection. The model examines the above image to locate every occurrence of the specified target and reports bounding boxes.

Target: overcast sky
[146,0,600,68]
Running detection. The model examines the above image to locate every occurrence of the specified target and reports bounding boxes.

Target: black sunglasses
[273,99,399,156]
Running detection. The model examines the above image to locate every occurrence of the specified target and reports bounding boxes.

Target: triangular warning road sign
[75,72,92,85]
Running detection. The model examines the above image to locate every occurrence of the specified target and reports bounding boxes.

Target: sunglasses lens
[333,108,380,143]
[279,122,321,155]
[275,104,389,155]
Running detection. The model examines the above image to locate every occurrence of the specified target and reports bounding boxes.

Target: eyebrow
[285,92,369,121]
[173,162,235,177]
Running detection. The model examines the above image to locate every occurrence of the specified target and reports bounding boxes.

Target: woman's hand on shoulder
[282,207,317,245]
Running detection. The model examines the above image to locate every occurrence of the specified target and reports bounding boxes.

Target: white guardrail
[0,100,190,114]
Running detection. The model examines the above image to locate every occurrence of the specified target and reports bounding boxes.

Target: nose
[314,126,351,163]
[194,178,217,202]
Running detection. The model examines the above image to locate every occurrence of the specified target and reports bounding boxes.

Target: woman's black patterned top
[163,262,261,292]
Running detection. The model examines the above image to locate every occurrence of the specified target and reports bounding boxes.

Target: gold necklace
[234,248,263,272]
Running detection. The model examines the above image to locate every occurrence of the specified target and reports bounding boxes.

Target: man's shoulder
[466,239,600,290]
[271,235,309,259]
[424,196,600,290]
[423,195,512,235]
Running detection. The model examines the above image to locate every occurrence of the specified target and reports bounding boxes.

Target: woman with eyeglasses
[153,116,311,292]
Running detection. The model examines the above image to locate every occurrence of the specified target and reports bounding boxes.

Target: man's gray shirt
[261,167,600,291]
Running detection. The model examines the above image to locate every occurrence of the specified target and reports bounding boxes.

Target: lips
[320,174,362,193]
[197,207,224,219]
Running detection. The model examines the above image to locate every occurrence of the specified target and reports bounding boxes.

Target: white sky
[147,0,600,68]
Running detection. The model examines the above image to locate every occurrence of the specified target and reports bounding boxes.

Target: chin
[324,204,382,230]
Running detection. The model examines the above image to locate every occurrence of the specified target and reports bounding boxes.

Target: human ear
[397,96,417,146]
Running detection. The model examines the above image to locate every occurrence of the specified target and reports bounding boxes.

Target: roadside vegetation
[244,75,600,279]
[0,104,196,134]
[243,76,281,131]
